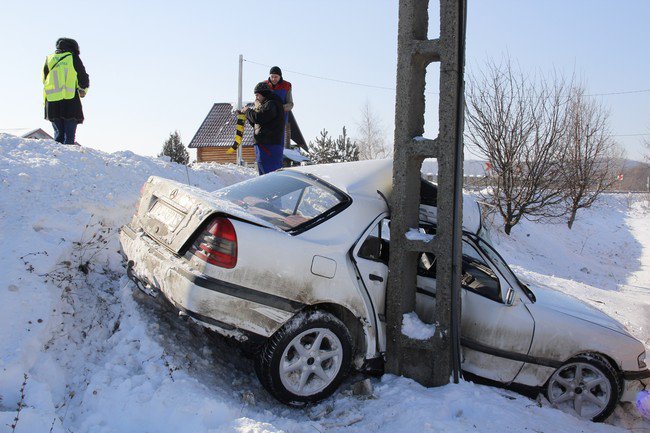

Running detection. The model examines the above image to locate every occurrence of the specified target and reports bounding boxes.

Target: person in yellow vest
[42,38,90,144]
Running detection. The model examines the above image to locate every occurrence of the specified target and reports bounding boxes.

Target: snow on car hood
[530,283,631,336]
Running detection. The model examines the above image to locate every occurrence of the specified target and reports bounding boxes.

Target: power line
[586,89,650,97]
[244,57,650,139]
[612,133,650,137]
[244,57,650,99]
[244,58,407,93]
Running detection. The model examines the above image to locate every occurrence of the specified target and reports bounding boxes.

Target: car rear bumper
[119,224,297,340]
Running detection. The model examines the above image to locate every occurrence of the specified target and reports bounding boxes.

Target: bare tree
[561,86,621,229]
[355,101,390,160]
[465,58,570,235]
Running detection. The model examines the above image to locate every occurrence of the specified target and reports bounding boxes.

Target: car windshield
[213,171,350,232]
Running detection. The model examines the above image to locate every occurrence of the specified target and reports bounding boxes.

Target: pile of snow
[402,312,437,340]
[405,228,435,243]
[0,134,648,432]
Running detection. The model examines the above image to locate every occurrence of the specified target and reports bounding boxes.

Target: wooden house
[188,103,309,164]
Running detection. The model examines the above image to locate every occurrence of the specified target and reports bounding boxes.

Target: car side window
[461,241,501,302]
[357,220,502,302]
[295,186,341,218]
[357,220,390,264]
[414,238,502,303]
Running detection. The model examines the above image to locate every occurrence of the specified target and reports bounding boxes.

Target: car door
[461,239,536,382]
[353,218,535,384]
[415,237,535,383]
[352,217,390,322]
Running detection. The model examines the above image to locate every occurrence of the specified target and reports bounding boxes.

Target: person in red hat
[265,66,293,148]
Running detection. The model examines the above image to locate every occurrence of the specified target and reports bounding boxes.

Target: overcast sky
[2,0,649,161]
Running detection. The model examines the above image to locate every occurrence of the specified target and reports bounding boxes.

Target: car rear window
[212,171,350,232]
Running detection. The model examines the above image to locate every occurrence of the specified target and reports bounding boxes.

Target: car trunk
[132,176,276,254]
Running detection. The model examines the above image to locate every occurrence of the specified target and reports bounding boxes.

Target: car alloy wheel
[279,327,344,396]
[255,311,352,406]
[546,354,621,422]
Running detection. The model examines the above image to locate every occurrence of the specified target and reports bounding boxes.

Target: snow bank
[0,135,648,432]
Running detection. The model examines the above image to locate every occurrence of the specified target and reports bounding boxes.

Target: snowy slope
[0,134,648,432]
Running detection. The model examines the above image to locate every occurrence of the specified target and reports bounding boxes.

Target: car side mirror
[505,287,516,306]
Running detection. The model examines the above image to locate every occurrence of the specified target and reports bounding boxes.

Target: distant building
[0,128,53,140]
[188,103,309,166]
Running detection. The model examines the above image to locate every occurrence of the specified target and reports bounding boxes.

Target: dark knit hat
[254,82,272,94]
[269,66,282,76]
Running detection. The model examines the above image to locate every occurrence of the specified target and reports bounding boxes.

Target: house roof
[23,128,54,140]
[0,128,53,140]
[188,102,309,152]
[287,111,308,152]
[188,103,255,149]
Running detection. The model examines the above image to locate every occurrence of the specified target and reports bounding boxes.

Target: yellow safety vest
[43,52,79,102]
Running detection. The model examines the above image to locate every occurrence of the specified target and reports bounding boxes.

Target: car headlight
[639,351,647,369]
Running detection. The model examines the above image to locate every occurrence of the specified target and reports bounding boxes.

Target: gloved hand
[78,89,86,98]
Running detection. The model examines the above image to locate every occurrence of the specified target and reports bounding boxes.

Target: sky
[2,0,649,161]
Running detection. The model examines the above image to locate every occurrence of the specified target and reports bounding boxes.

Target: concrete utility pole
[237,54,244,166]
[385,0,467,386]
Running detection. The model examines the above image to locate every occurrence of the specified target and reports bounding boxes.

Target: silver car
[119,159,648,421]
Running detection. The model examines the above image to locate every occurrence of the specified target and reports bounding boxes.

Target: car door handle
[369,273,384,282]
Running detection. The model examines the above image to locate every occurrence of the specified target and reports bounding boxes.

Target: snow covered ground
[0,134,648,432]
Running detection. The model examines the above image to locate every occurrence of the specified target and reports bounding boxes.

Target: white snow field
[0,134,648,433]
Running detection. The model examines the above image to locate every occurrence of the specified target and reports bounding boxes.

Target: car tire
[255,310,352,406]
[545,353,621,422]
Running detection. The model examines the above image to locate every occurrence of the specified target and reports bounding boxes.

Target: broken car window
[358,220,390,264]
[213,171,349,232]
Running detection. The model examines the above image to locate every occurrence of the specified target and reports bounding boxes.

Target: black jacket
[245,92,284,145]
[43,51,90,122]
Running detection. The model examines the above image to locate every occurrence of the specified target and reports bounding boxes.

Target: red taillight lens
[190,217,237,269]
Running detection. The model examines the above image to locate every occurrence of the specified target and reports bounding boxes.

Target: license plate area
[148,199,185,231]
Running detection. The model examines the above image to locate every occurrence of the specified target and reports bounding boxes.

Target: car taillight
[190,217,237,269]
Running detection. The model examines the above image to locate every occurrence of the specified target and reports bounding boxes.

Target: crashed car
[119,159,648,421]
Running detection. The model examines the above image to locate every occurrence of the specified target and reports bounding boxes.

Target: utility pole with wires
[237,54,244,166]
[385,0,466,386]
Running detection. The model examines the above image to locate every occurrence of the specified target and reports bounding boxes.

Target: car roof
[289,159,483,235]
[289,159,393,199]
